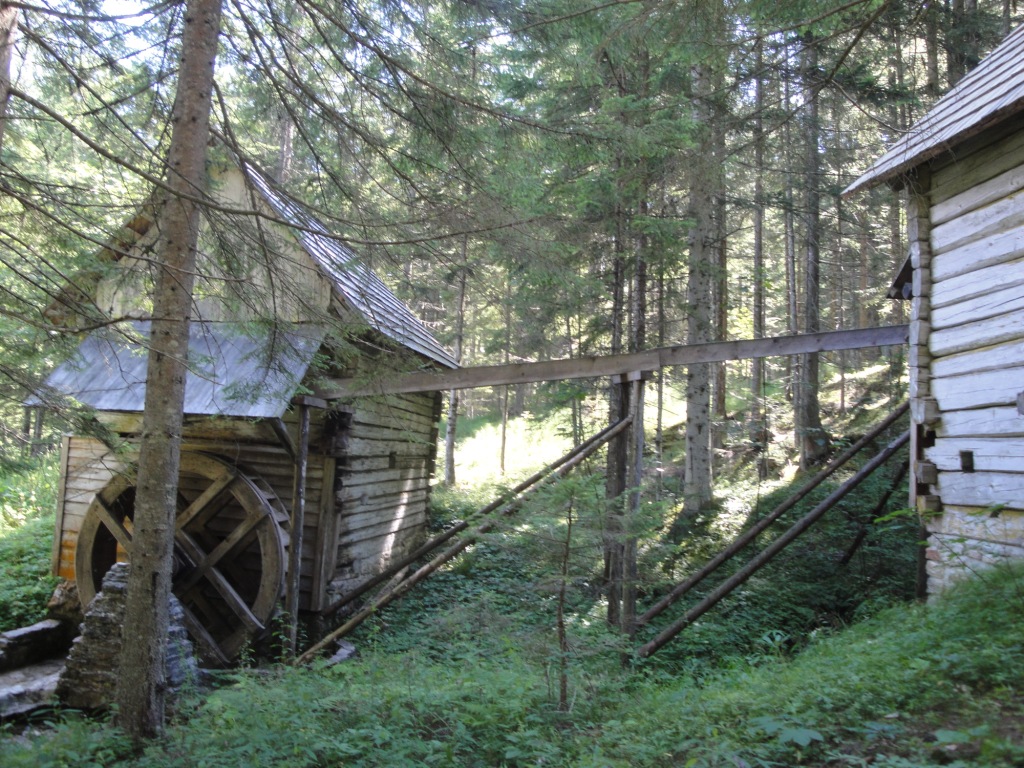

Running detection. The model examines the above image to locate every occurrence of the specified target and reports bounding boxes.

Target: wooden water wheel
[75,451,288,665]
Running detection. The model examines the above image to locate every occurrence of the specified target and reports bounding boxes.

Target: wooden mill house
[39,160,457,663]
[847,23,1024,591]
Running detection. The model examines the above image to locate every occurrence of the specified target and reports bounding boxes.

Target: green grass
[0,454,60,631]
[3,561,1021,767]
[0,403,1020,767]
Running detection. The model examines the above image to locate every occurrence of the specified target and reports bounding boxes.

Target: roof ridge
[242,163,458,369]
[846,22,1024,194]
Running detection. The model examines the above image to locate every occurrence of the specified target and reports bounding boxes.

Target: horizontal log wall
[922,126,1024,591]
[327,391,441,603]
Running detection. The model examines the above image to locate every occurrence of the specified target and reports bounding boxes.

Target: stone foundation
[925,506,1024,593]
[56,563,198,711]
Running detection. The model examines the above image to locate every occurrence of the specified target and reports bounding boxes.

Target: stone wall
[56,563,198,711]
[926,507,1024,592]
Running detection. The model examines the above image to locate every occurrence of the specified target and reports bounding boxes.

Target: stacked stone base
[56,563,198,711]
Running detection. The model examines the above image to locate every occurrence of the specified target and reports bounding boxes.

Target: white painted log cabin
[847,24,1024,592]
[36,159,457,662]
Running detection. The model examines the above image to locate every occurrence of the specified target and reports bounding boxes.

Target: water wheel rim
[75,451,286,663]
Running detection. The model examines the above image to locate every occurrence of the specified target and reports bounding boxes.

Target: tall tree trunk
[443,256,467,486]
[604,208,627,626]
[798,34,829,468]
[115,0,222,741]
[750,38,768,480]
[276,111,295,183]
[564,312,580,447]
[0,4,17,155]
[712,178,727,450]
[783,57,799,406]
[670,61,719,539]
[620,195,648,632]
[925,1,940,96]
[655,264,666,497]
[501,279,513,471]
[836,200,846,415]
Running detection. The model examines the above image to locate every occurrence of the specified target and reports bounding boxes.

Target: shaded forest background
[1,0,1017,470]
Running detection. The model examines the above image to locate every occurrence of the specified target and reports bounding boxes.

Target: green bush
[0,455,60,631]
[0,513,59,630]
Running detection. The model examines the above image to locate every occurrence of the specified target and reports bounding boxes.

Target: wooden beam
[286,403,311,655]
[296,416,633,664]
[317,325,909,399]
[320,416,633,619]
[635,402,909,627]
[637,430,911,659]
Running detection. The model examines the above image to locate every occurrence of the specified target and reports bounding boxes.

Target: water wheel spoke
[77,452,285,663]
[174,529,265,633]
[179,602,231,666]
[93,495,133,554]
[175,514,266,595]
[176,470,236,531]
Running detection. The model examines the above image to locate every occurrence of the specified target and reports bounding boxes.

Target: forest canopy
[0,0,1011,454]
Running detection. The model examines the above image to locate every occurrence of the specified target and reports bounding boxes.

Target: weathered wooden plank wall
[327,391,441,603]
[922,124,1024,590]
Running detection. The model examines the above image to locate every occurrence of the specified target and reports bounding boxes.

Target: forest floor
[1,527,1021,767]
[0,384,1021,766]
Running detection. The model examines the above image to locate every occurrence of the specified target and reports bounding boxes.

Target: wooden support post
[297,417,632,665]
[285,403,310,656]
[637,430,910,659]
[637,401,909,626]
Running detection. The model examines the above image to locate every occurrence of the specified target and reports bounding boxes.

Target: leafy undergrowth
[3,562,1022,767]
[0,454,60,631]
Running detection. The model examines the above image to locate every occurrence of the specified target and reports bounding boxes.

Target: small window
[959,450,975,473]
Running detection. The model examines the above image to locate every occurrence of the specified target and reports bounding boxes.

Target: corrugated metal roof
[39,321,324,418]
[846,23,1024,194]
[244,165,459,369]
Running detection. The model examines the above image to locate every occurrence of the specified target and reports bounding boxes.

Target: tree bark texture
[114,0,222,741]
[444,260,467,486]
[750,38,768,479]
[604,242,626,626]
[0,4,17,155]
[797,35,829,468]
[676,61,719,532]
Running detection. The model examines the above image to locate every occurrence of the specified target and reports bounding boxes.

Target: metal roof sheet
[244,165,459,369]
[39,321,324,418]
[846,23,1024,195]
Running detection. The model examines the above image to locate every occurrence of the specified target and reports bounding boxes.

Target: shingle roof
[37,162,458,416]
[38,321,324,418]
[244,164,458,369]
[846,23,1024,195]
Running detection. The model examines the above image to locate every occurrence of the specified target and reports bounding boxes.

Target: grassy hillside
[2,560,1020,766]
